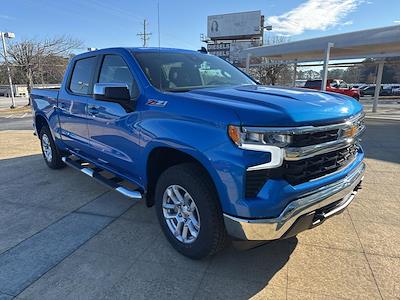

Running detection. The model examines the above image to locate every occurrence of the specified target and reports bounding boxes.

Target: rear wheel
[155,163,227,259]
[39,126,66,169]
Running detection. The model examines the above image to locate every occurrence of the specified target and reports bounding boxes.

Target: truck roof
[129,47,200,53]
[73,47,201,60]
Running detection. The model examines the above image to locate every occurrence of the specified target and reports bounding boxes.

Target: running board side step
[62,156,142,200]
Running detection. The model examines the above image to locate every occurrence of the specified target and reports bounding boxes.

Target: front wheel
[39,126,66,169]
[155,163,227,259]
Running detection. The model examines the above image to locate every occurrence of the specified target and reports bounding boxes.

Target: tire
[155,163,227,259]
[39,126,66,169]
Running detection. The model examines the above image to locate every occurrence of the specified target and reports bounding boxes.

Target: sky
[1,0,399,53]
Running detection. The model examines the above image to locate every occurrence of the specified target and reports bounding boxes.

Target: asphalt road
[0,116,32,131]
[0,97,29,109]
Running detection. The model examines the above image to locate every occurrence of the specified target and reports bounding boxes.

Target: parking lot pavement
[0,97,29,110]
[0,120,399,299]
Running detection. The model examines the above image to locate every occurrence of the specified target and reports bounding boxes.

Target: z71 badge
[146,99,168,107]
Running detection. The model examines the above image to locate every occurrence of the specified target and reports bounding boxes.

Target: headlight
[228,125,285,170]
[228,125,291,148]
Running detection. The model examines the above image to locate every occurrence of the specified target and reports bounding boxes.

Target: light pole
[1,31,16,108]
[263,25,272,46]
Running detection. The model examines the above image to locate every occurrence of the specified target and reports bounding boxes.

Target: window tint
[69,57,97,95]
[98,55,137,98]
[133,51,255,92]
[304,80,321,88]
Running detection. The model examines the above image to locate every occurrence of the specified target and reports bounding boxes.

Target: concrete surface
[0,97,29,110]
[361,98,400,121]
[0,119,399,299]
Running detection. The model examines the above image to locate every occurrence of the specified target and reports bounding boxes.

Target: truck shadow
[201,237,298,298]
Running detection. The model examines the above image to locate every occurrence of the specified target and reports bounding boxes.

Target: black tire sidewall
[155,163,225,259]
[39,126,65,169]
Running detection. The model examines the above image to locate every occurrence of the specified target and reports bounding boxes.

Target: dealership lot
[0,119,399,299]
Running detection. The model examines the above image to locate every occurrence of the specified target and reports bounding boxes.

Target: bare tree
[5,36,82,104]
[249,36,291,85]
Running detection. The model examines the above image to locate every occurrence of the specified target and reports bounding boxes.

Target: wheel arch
[145,146,220,208]
[35,113,49,137]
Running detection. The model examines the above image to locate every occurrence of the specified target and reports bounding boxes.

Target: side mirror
[93,83,133,112]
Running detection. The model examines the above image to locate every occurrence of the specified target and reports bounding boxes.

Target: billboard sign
[207,11,262,39]
[207,40,262,65]
[207,42,230,59]
[229,40,261,63]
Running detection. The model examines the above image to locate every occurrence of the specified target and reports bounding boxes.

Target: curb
[365,115,400,121]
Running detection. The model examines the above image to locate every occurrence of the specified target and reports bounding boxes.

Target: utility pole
[137,19,152,47]
[1,32,16,108]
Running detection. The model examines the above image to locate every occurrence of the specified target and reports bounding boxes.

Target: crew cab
[304,79,360,100]
[31,48,365,259]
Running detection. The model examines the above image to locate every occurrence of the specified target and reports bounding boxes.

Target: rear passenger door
[58,56,97,155]
[86,54,142,181]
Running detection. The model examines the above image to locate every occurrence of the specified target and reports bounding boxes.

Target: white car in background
[392,86,400,96]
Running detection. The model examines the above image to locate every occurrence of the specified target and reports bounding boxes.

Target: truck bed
[31,88,60,100]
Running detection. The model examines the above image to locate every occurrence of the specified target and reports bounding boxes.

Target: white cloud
[266,0,362,35]
[394,20,400,24]
[342,20,354,26]
[0,14,14,20]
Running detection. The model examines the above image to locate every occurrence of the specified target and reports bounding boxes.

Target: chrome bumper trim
[245,112,365,171]
[224,162,365,241]
[284,126,365,161]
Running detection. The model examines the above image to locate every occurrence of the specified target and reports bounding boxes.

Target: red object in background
[303,79,360,100]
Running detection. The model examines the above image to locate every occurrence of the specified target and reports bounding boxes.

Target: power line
[137,19,152,47]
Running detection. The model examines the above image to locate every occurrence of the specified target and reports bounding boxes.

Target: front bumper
[223,161,365,241]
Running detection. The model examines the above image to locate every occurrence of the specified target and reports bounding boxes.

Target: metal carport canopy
[243,25,400,113]
[243,25,400,62]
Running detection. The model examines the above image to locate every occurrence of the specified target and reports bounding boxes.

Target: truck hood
[187,85,363,126]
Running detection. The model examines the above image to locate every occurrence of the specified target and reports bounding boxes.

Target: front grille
[291,129,339,147]
[280,144,358,186]
[245,144,358,198]
[244,113,364,198]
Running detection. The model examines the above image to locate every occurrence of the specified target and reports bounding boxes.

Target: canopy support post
[293,60,297,87]
[246,53,251,73]
[372,61,384,113]
[321,42,334,91]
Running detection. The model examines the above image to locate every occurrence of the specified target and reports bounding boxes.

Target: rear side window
[98,55,138,98]
[69,56,97,95]
[305,80,321,88]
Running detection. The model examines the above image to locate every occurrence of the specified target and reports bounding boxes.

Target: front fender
[138,111,241,214]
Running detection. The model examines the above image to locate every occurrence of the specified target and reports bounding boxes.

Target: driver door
[86,54,141,182]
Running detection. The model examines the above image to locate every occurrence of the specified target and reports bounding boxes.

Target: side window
[330,81,338,88]
[69,57,97,95]
[98,55,138,98]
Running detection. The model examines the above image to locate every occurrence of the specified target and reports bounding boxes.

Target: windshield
[132,51,256,92]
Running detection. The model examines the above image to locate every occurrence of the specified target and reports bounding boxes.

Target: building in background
[202,11,264,66]
[0,84,60,97]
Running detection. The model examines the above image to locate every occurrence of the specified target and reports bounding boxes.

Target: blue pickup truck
[31,47,365,259]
